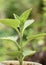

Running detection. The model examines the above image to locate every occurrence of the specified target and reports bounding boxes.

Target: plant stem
[19,29,23,65]
[19,60,23,65]
[19,55,23,65]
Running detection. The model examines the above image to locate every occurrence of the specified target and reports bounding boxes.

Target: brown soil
[1,61,42,65]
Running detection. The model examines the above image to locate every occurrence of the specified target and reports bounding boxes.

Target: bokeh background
[0,0,46,65]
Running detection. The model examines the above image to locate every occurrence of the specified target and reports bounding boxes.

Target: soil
[1,61,42,65]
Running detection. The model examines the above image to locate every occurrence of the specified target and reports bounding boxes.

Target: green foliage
[23,49,36,59]
[20,9,32,24]
[0,9,46,65]
[0,19,20,29]
[27,33,46,40]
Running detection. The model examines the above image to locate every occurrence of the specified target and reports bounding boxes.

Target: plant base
[1,61,42,65]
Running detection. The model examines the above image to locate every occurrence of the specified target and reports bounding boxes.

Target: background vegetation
[0,0,46,65]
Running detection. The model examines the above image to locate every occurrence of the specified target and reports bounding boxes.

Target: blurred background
[0,0,46,65]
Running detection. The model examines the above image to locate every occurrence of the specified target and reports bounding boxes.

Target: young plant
[0,9,46,65]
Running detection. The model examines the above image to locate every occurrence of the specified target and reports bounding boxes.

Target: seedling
[0,9,46,65]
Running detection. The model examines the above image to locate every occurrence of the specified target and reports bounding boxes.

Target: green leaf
[0,36,20,49]
[20,9,32,24]
[27,33,46,40]
[22,19,34,33]
[0,19,20,29]
[7,51,22,58]
[23,33,46,47]
[3,40,18,51]
[0,55,8,61]
[23,49,36,59]
[0,47,7,56]
[0,36,18,41]
[13,13,20,19]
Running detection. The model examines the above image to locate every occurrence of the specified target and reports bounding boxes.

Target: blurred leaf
[42,47,46,51]
[7,51,22,58]
[13,13,20,19]
[20,9,32,24]
[27,33,46,40]
[0,47,7,56]
[0,36,20,49]
[0,19,20,29]
[0,55,8,61]
[23,33,46,47]
[23,49,36,59]
[0,36,18,41]
[3,40,18,51]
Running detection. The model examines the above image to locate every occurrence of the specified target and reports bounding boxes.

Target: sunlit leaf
[22,19,34,33]
[0,19,20,29]
[20,9,32,24]
[0,36,18,41]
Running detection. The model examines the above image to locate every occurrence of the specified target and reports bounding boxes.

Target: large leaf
[0,19,20,29]
[23,49,36,59]
[20,9,32,24]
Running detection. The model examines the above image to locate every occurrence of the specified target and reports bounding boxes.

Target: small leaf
[20,9,32,24]
[27,33,46,40]
[0,36,18,41]
[23,19,34,32]
[0,19,20,29]
[23,49,36,59]
[13,13,20,19]
[7,51,22,58]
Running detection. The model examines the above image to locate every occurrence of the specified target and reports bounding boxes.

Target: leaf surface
[0,19,20,29]
[23,49,36,59]
[22,19,34,33]
[20,9,32,24]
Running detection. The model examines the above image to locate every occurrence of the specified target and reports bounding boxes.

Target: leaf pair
[0,8,34,32]
[7,49,36,60]
[14,9,34,36]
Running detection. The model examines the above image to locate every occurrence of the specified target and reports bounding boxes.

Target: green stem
[19,60,22,65]
[20,30,23,48]
[16,28,20,36]
[19,55,23,65]
[18,29,24,65]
